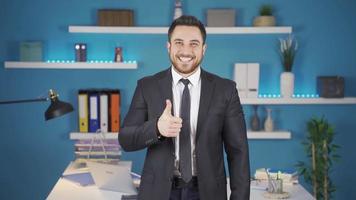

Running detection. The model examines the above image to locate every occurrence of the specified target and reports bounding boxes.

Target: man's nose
[180,44,193,53]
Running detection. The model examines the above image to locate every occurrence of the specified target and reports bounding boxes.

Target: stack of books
[254,168,299,185]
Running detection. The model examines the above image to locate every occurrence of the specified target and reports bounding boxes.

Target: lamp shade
[44,89,73,120]
[45,99,74,121]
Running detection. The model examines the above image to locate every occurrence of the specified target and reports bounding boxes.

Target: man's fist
[157,99,182,137]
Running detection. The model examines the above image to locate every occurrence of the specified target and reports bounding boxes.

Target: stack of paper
[254,168,299,185]
[74,139,122,163]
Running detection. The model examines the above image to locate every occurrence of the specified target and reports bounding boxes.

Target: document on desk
[87,161,138,195]
[62,172,95,186]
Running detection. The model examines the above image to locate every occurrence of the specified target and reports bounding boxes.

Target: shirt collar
[171,66,201,86]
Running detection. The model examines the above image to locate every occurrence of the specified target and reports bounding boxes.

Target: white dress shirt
[171,66,201,176]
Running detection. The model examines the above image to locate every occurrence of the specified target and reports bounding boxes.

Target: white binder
[100,93,108,133]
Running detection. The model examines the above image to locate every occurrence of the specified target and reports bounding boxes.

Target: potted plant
[279,35,298,98]
[253,4,276,27]
[296,117,340,200]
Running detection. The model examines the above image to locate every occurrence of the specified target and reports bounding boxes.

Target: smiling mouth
[177,56,194,63]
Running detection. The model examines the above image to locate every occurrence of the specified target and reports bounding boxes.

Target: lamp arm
[0,97,48,104]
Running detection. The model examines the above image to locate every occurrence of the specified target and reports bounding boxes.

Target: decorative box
[234,63,260,98]
[75,43,87,62]
[317,76,344,98]
[206,9,236,27]
[97,9,134,26]
[20,41,43,61]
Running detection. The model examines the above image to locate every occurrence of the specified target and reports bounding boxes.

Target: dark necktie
[179,78,192,183]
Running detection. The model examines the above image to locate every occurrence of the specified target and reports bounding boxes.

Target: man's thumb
[163,99,172,116]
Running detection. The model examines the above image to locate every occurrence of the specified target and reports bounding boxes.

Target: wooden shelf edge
[70,131,291,140]
[4,61,137,69]
[68,26,292,34]
[241,97,356,105]
[70,132,118,140]
[247,131,291,139]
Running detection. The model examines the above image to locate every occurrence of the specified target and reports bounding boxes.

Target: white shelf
[4,61,137,69]
[74,151,121,156]
[247,131,291,139]
[240,97,356,105]
[70,132,118,140]
[70,132,289,140]
[68,26,292,34]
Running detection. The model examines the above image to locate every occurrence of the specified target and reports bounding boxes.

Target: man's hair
[168,15,207,44]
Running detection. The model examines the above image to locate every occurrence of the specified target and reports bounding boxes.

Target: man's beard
[170,54,203,75]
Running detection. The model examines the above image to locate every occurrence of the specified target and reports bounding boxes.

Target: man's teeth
[179,57,193,62]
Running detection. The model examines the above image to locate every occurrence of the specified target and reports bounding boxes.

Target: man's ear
[203,44,207,55]
[166,41,171,53]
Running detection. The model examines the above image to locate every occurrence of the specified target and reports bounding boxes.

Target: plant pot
[280,72,294,98]
[253,16,276,27]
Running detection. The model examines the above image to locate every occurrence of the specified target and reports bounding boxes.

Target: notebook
[86,161,138,195]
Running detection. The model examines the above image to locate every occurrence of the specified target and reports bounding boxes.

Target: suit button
[145,139,153,145]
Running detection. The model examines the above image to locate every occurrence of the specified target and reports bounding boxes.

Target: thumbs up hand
[157,99,182,137]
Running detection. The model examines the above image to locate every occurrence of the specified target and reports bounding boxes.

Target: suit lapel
[196,69,215,141]
[157,68,173,107]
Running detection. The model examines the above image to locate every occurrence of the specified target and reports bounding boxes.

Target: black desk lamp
[0,89,74,120]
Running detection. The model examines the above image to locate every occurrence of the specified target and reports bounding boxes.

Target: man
[119,15,250,200]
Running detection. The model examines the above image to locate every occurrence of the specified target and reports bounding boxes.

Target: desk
[47,163,314,200]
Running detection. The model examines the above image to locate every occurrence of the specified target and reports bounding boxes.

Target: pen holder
[267,178,283,194]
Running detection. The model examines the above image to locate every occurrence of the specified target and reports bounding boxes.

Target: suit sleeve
[119,80,160,152]
[223,82,250,200]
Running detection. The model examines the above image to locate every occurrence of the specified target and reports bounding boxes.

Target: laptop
[86,161,138,195]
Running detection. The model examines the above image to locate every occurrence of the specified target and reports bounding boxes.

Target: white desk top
[47,162,314,200]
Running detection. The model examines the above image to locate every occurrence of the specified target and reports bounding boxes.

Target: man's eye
[191,43,198,47]
[175,41,183,45]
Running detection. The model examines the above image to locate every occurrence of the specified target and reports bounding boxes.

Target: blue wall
[1,0,356,199]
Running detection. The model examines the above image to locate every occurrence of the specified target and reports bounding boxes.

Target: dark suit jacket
[119,68,250,200]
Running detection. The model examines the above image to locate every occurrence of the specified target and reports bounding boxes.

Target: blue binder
[89,91,100,132]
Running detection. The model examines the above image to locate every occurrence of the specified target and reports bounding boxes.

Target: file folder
[110,90,120,133]
[89,90,100,132]
[100,92,109,133]
[78,90,89,132]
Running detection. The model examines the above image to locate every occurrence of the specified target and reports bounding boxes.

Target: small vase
[250,105,260,131]
[173,0,183,20]
[264,108,274,132]
[280,72,294,98]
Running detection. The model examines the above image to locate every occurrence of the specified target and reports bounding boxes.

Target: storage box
[317,76,344,98]
[234,63,260,98]
[206,9,236,27]
[20,41,43,61]
[97,9,134,26]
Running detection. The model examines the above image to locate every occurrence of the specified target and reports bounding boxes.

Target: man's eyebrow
[173,38,183,41]
[190,39,201,43]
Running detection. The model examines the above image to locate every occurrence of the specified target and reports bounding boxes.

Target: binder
[89,90,100,132]
[110,90,120,133]
[247,63,260,98]
[234,63,248,98]
[78,90,89,132]
[100,92,109,133]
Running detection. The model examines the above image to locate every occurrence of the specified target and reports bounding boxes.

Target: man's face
[167,25,207,77]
